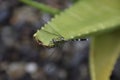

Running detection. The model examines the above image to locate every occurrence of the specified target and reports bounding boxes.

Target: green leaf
[34,0,120,46]
[90,29,120,80]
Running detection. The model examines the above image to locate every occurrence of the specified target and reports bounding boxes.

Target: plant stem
[20,0,60,15]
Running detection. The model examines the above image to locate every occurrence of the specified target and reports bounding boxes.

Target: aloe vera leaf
[34,0,120,46]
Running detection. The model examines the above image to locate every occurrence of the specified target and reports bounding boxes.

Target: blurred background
[0,0,120,80]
